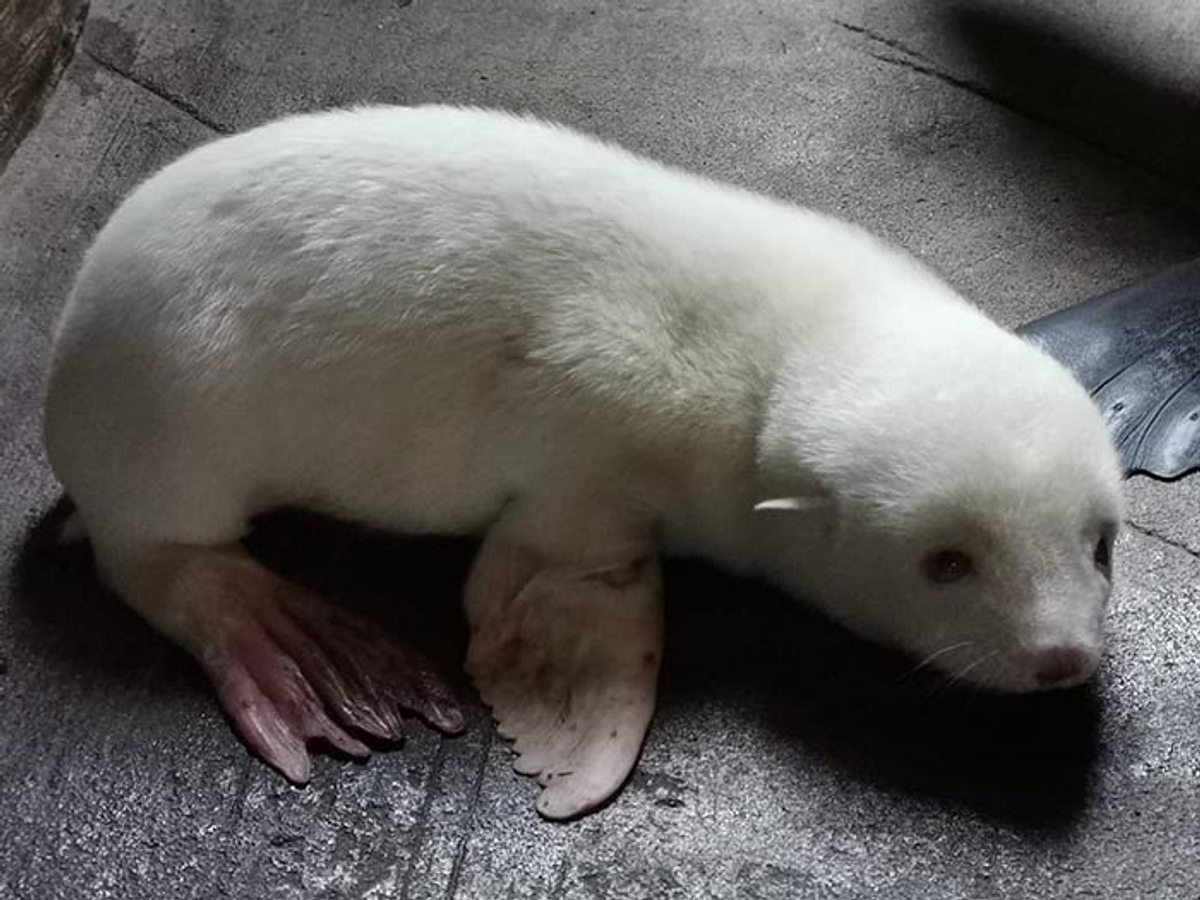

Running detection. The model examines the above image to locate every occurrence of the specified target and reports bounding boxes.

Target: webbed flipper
[464,526,664,820]
[102,543,464,784]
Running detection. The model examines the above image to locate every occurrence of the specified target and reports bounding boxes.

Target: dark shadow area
[838,1,1200,326]
[940,1,1200,195]
[14,499,1100,831]
[13,500,477,697]
[662,560,1100,832]
[14,497,193,692]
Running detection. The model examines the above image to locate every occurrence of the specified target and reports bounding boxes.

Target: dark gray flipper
[1018,259,1200,480]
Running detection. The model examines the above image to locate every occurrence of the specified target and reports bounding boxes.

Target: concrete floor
[0,0,88,168]
[3,1,1200,897]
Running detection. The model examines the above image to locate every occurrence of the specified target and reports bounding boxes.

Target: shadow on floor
[14,501,1100,831]
[663,559,1102,831]
[938,0,1200,195]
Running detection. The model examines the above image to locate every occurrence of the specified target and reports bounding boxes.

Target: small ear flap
[753,496,826,513]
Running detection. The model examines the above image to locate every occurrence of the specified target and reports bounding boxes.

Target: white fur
[44,105,1124,691]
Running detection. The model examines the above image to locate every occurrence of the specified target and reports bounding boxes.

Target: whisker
[948,650,999,687]
[925,649,1000,700]
[899,641,974,683]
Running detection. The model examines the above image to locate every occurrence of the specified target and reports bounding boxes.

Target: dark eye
[921,548,974,585]
[1094,535,1112,575]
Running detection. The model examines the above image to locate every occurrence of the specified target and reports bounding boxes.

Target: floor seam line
[81,48,229,134]
[1125,520,1200,561]
[443,727,494,900]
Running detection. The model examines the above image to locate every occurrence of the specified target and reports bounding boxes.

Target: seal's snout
[1027,645,1098,690]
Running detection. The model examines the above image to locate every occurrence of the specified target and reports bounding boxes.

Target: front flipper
[465,533,664,819]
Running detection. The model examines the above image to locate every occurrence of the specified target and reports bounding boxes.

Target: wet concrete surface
[2,1,1200,897]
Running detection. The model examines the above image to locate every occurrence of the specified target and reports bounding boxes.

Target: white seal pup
[44,105,1124,819]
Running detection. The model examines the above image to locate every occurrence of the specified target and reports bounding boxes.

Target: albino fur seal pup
[44,105,1124,819]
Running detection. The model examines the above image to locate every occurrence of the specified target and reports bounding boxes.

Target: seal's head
[756,322,1123,692]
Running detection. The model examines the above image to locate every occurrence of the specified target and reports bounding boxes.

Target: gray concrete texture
[2,0,1200,897]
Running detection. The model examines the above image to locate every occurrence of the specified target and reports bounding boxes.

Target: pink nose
[1031,646,1096,689]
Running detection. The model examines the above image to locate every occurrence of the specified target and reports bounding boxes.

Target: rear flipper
[98,542,464,783]
[464,507,664,820]
[1018,257,1200,480]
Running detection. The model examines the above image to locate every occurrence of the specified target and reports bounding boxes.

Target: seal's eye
[1094,535,1111,575]
[921,548,974,585]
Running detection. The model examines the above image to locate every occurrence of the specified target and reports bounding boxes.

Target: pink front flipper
[465,538,665,820]
[182,554,463,784]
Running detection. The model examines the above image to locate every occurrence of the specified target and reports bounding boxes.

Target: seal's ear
[753,497,825,512]
[753,488,837,538]
[753,478,833,513]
